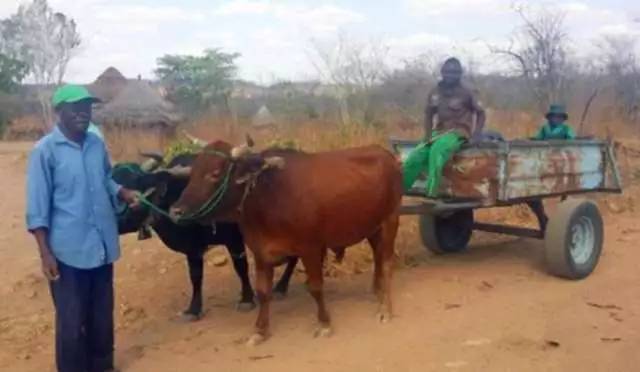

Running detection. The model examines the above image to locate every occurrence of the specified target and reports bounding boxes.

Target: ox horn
[181,130,208,147]
[231,133,256,159]
[164,165,192,178]
[141,187,156,198]
[139,152,164,172]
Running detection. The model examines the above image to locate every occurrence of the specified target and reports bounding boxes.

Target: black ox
[114,151,298,320]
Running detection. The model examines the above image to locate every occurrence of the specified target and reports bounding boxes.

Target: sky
[1,0,639,84]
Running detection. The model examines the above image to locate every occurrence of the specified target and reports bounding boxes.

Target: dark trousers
[49,261,114,372]
[526,200,548,231]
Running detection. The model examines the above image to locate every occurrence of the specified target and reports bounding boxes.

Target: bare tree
[596,35,640,122]
[1,0,81,128]
[490,4,574,110]
[308,33,389,125]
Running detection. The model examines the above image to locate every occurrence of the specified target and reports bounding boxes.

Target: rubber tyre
[545,199,603,279]
[419,209,474,254]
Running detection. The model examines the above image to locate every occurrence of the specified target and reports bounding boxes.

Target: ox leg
[183,254,204,321]
[247,257,274,346]
[226,244,256,312]
[368,215,399,324]
[302,249,332,338]
[273,256,299,299]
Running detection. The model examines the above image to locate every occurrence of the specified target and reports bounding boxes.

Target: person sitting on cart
[402,57,486,197]
[533,104,576,140]
[527,104,577,232]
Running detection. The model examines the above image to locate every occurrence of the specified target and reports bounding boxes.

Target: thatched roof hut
[87,67,128,103]
[94,80,182,129]
[252,105,275,127]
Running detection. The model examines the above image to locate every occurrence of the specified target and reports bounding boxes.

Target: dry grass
[3,115,46,141]
[106,118,420,162]
[105,108,639,162]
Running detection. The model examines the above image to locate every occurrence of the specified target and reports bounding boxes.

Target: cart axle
[472,222,544,239]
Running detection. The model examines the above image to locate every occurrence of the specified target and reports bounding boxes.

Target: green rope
[112,162,146,217]
[176,162,234,221]
[136,195,174,220]
[125,149,235,223]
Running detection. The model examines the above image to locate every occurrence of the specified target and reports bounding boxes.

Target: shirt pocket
[53,164,77,198]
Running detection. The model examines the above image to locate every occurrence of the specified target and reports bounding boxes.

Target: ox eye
[204,170,221,183]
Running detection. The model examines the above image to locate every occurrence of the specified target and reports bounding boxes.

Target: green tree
[1,0,81,127]
[0,53,28,93]
[155,49,240,115]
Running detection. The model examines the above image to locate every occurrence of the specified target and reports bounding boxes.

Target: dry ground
[1,140,639,372]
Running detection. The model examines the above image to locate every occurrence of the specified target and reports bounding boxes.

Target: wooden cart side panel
[502,145,604,201]
[392,139,618,202]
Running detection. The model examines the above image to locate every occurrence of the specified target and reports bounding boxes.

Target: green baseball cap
[52,84,101,108]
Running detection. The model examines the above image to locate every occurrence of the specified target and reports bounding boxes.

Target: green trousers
[402,132,464,197]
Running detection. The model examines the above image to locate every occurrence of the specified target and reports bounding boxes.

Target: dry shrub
[3,115,45,140]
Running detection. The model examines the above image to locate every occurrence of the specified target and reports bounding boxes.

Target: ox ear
[139,172,172,199]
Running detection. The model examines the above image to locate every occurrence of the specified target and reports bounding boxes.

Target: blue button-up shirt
[26,126,122,269]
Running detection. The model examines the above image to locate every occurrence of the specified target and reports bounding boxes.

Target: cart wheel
[545,199,603,279]
[419,209,474,254]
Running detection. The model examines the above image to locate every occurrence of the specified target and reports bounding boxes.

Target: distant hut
[87,67,128,104]
[94,80,182,135]
[252,105,275,128]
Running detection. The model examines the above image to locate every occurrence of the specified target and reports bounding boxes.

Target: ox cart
[390,138,623,280]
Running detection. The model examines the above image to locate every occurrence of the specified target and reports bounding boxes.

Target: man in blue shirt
[26,85,138,372]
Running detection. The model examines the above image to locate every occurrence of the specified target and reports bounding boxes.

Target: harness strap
[119,148,236,223]
[178,162,234,221]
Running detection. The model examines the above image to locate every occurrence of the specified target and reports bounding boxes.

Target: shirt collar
[546,121,564,128]
[52,125,97,148]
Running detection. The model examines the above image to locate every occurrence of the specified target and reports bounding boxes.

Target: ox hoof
[272,291,288,301]
[179,312,202,322]
[236,301,256,312]
[377,311,392,324]
[246,333,267,347]
[313,326,333,338]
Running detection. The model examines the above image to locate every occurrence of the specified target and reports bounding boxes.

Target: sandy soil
[0,141,638,372]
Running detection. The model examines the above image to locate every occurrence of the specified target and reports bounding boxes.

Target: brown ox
[170,139,402,345]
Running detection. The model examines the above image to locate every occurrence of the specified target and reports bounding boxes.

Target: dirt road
[1,142,638,372]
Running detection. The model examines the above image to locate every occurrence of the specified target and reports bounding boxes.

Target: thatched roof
[87,67,128,103]
[96,67,126,84]
[94,81,182,128]
[252,105,275,127]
